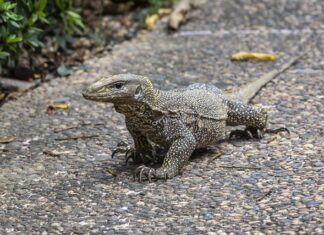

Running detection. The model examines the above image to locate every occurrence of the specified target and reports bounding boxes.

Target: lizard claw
[124,154,133,166]
[112,141,135,160]
[265,127,290,135]
[229,127,262,140]
[124,148,135,166]
[230,126,289,140]
[134,165,156,183]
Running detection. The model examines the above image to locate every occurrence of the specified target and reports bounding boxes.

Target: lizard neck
[140,77,157,107]
[114,78,159,117]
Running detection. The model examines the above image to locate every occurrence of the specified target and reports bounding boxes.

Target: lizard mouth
[82,89,110,101]
[82,89,129,103]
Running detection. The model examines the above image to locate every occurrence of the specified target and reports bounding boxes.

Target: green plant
[0,0,84,73]
[148,0,177,14]
[0,1,44,62]
[53,0,85,35]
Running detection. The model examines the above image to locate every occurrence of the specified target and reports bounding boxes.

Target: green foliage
[147,0,177,13]
[54,0,85,35]
[0,0,84,72]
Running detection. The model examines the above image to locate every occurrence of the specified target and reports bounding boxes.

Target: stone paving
[0,0,323,234]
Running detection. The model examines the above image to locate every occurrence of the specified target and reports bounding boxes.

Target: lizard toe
[265,127,290,135]
[134,165,156,182]
[229,127,263,140]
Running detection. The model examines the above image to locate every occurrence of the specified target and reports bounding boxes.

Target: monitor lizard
[82,55,301,182]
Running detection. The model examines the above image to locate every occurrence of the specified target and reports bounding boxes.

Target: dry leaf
[169,0,191,30]
[169,0,206,30]
[44,149,73,157]
[231,52,278,61]
[51,103,70,109]
[145,14,159,30]
[106,169,117,177]
[0,136,16,144]
[158,8,172,17]
[47,98,71,114]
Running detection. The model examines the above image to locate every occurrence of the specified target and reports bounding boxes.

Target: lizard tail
[231,54,303,103]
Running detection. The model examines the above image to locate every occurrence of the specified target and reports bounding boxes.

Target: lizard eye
[114,83,123,89]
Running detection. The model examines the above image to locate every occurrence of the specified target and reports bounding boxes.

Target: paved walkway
[0,0,323,233]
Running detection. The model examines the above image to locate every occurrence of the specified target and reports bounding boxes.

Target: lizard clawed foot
[230,127,290,140]
[134,165,156,182]
[112,141,131,157]
[265,127,290,135]
[134,165,168,183]
[112,142,157,165]
[229,127,263,140]
[112,141,135,165]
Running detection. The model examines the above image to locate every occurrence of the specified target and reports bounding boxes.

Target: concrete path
[1,0,323,233]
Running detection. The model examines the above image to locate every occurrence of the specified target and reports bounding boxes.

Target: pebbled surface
[0,0,323,234]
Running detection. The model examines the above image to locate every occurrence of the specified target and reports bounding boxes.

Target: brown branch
[218,165,261,170]
[55,134,99,141]
[257,189,273,202]
[208,152,222,163]
[53,122,104,133]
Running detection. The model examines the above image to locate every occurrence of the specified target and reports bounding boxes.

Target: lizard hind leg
[226,100,268,140]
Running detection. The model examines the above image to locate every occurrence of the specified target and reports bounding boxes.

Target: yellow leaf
[158,8,172,16]
[231,52,278,61]
[145,14,159,30]
[52,103,70,109]
[106,169,117,177]
[0,136,16,143]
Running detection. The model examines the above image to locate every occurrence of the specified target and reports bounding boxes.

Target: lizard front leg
[135,132,196,182]
[112,118,157,165]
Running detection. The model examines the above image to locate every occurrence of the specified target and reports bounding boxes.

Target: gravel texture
[0,0,323,234]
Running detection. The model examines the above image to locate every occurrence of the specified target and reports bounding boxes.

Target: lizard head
[82,74,156,105]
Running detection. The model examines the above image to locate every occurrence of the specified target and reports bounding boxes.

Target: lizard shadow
[88,137,251,183]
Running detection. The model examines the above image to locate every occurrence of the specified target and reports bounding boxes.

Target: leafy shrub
[148,0,177,13]
[0,0,84,73]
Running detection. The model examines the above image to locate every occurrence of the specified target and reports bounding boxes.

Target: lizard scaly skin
[83,55,300,182]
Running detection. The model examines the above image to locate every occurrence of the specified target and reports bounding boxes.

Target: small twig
[53,122,104,133]
[55,134,99,141]
[257,189,273,202]
[106,169,118,177]
[266,136,277,144]
[43,149,73,157]
[54,125,78,133]
[218,165,261,170]
[208,152,222,163]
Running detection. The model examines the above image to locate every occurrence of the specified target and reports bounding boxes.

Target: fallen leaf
[169,0,191,30]
[231,52,278,61]
[168,0,206,30]
[54,134,99,141]
[0,136,16,144]
[208,152,222,163]
[158,8,172,17]
[145,14,159,30]
[44,149,73,157]
[106,169,117,177]
[47,98,71,114]
[51,103,70,109]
